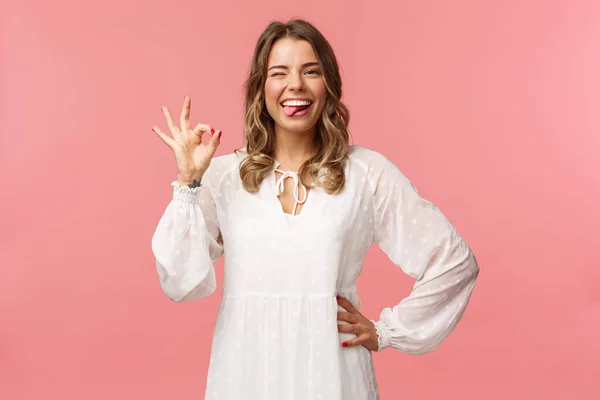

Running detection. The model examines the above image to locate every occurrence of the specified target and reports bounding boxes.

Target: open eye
[305,69,321,75]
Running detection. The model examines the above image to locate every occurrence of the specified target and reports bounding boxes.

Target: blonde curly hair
[238,19,351,195]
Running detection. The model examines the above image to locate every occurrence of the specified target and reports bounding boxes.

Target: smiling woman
[266,55,323,119]
[151,18,480,400]
[239,21,350,200]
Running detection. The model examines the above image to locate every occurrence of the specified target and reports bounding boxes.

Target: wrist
[171,180,202,203]
[177,172,202,186]
[371,320,392,351]
[176,178,201,188]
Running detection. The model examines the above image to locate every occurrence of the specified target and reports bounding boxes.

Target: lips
[281,99,313,117]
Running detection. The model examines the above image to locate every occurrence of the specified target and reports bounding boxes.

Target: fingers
[204,129,223,158]
[152,126,175,148]
[180,96,191,131]
[337,322,359,335]
[336,296,358,314]
[161,106,181,139]
[157,99,222,156]
[191,123,214,138]
[341,334,369,348]
[336,296,378,350]
[337,311,357,324]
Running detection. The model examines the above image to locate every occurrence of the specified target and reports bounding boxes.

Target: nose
[287,72,305,91]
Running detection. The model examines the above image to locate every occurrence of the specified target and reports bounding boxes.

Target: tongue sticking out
[283,104,310,116]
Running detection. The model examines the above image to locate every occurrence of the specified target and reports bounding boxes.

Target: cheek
[313,81,327,100]
[311,82,328,113]
[309,80,327,110]
[264,81,283,109]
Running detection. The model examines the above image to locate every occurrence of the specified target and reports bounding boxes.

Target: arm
[151,173,223,302]
[370,156,479,355]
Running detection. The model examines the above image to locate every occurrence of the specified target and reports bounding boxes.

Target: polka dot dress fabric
[151,145,479,399]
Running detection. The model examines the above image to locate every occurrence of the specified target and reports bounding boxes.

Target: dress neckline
[273,160,310,218]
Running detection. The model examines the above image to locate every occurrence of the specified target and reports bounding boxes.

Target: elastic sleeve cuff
[171,181,202,204]
[371,319,392,351]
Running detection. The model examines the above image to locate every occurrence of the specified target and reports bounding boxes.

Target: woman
[151,19,479,400]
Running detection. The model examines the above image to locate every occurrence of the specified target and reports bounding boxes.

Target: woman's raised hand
[152,96,222,185]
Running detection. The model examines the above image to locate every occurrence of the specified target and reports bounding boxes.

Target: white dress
[151,145,479,399]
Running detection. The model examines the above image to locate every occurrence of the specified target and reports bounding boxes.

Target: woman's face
[264,38,327,135]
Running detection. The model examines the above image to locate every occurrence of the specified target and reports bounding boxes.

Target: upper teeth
[282,100,312,106]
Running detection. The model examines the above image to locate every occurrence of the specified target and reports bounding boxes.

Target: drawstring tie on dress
[274,169,307,216]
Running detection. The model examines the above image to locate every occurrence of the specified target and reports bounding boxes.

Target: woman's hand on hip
[336,296,379,352]
[152,95,223,185]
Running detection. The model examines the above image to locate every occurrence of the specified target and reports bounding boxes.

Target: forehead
[267,38,318,66]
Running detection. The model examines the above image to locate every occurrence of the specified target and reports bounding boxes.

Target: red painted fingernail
[218,131,222,139]
[210,128,215,135]
[342,342,348,347]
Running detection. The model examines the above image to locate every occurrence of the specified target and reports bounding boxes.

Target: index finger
[336,296,358,313]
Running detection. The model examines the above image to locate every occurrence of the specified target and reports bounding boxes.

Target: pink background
[1,0,599,399]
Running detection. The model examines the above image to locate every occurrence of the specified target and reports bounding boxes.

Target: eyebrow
[267,62,320,71]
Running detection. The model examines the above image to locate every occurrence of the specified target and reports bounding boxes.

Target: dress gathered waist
[221,289,362,307]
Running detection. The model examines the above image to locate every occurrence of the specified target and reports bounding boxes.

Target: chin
[278,120,319,134]
[277,110,321,132]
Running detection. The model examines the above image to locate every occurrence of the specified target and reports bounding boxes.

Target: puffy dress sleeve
[151,167,223,302]
[370,156,480,355]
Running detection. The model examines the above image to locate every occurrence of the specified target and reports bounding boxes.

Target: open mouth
[281,99,313,117]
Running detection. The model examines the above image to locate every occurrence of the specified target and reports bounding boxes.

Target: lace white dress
[151,145,479,400]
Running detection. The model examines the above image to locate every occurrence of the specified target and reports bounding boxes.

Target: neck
[273,125,318,171]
